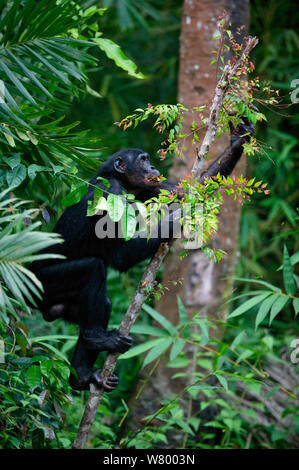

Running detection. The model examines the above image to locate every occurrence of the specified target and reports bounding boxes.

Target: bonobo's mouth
[147,175,161,183]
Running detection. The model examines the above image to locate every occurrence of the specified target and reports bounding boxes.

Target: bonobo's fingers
[91,369,119,392]
[81,329,133,353]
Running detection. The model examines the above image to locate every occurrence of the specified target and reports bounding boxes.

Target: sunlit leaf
[94,38,145,79]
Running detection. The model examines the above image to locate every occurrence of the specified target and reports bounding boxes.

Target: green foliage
[0,187,74,448]
[0,0,146,449]
[227,246,298,328]
[0,325,76,448]
[0,0,144,197]
[0,0,298,451]
[115,248,298,449]
[103,95,268,257]
[0,187,64,320]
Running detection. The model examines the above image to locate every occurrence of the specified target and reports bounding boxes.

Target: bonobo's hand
[105,329,133,353]
[81,328,133,353]
[229,102,258,144]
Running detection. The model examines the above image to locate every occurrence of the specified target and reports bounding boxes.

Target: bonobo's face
[113,148,160,191]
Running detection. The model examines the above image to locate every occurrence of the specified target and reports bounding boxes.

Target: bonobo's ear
[114,157,126,174]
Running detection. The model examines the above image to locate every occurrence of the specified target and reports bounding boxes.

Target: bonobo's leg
[77,261,133,354]
[32,257,102,323]
[69,336,118,391]
[33,257,132,389]
[33,257,132,353]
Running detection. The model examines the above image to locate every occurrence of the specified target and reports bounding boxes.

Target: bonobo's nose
[151,166,160,177]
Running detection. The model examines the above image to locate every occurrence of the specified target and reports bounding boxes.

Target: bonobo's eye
[139,153,149,163]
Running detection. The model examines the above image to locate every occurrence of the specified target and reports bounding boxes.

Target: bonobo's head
[102,148,161,193]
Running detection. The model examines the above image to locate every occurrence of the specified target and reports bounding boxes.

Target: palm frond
[0,187,64,317]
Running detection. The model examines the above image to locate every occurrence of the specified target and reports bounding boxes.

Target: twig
[72,35,258,449]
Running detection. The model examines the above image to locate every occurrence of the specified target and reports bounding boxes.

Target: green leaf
[94,38,145,79]
[176,419,194,435]
[40,358,53,376]
[61,185,88,207]
[269,295,290,325]
[170,338,186,361]
[228,292,271,319]
[265,386,280,400]
[143,337,173,367]
[32,341,69,363]
[293,298,299,316]
[107,194,124,222]
[283,245,296,295]
[121,202,137,241]
[255,293,281,329]
[28,164,49,180]
[215,374,228,392]
[142,304,178,336]
[232,277,280,292]
[118,338,163,360]
[3,154,21,169]
[6,164,26,187]
[231,331,245,349]
[177,296,189,337]
[26,365,41,390]
[0,58,37,105]
[262,335,274,349]
[197,319,209,345]
[87,187,105,216]
[55,361,69,381]
[130,324,167,337]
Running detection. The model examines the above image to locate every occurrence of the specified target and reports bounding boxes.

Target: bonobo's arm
[199,117,254,183]
[142,116,254,200]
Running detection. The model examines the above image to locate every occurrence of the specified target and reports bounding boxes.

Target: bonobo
[31,116,254,392]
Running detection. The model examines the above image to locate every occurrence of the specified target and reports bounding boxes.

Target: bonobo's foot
[91,370,118,391]
[69,369,118,392]
[82,329,133,353]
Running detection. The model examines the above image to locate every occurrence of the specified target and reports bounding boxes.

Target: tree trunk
[159,0,250,338]
[141,0,250,399]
